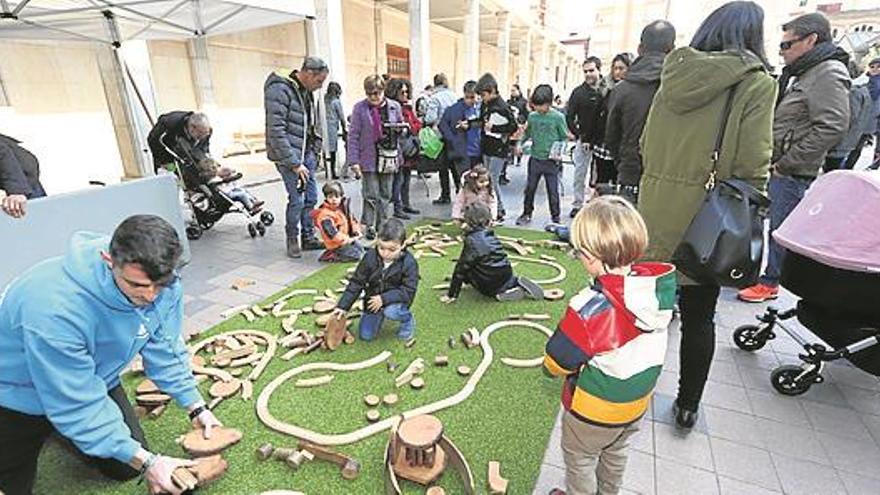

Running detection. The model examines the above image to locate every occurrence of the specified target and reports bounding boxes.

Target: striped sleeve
[543,308,592,376]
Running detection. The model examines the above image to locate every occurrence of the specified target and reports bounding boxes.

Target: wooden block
[281,347,305,361]
[434,355,449,366]
[134,406,148,418]
[273,447,296,460]
[230,278,255,290]
[488,461,509,494]
[136,379,159,396]
[136,393,172,407]
[431,283,450,290]
[521,313,551,321]
[294,375,334,388]
[405,338,417,348]
[382,393,399,406]
[410,377,425,389]
[191,355,206,368]
[543,288,566,301]
[366,409,381,422]
[241,309,256,322]
[344,331,356,345]
[230,352,263,367]
[171,466,199,491]
[251,305,268,318]
[148,403,167,419]
[187,455,228,486]
[180,427,243,457]
[457,365,472,376]
[210,345,257,366]
[256,443,274,461]
[325,315,347,350]
[209,379,242,399]
[241,380,254,400]
[364,394,380,407]
[313,299,336,314]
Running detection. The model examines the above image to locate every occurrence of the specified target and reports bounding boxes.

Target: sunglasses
[366,90,383,97]
[780,34,811,51]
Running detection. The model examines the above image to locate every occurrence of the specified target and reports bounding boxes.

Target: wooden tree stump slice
[313,299,336,314]
[392,415,447,485]
[366,409,381,422]
[174,454,228,489]
[344,331,356,345]
[383,393,399,406]
[325,315,347,350]
[364,394,381,407]
[136,379,160,396]
[426,487,446,495]
[457,366,472,377]
[209,379,242,399]
[543,288,566,301]
[180,427,243,457]
[191,355,206,368]
[411,377,425,390]
[228,368,244,377]
[136,393,171,407]
[315,313,333,327]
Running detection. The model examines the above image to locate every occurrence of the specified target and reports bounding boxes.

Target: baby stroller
[165,138,273,240]
[732,171,880,395]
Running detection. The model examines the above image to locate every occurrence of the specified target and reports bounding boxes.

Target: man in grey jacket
[423,73,460,204]
[739,13,850,303]
[264,56,329,258]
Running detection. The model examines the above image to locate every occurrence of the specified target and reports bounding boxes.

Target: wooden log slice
[397,415,444,449]
[313,299,337,314]
[188,454,228,486]
[382,393,399,406]
[543,288,566,301]
[136,379,160,396]
[136,393,172,407]
[457,366,472,376]
[426,487,446,495]
[366,409,381,422]
[364,394,381,407]
[410,377,425,390]
[209,379,242,399]
[191,355,206,368]
[180,427,243,457]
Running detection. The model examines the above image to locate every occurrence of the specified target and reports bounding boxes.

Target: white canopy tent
[0,0,316,179]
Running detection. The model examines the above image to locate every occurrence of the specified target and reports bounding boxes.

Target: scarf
[369,102,385,143]
[777,42,850,106]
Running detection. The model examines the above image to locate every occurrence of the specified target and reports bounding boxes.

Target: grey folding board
[0,174,190,289]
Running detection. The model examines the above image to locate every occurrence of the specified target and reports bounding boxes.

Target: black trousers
[522,158,561,219]
[0,385,147,495]
[592,157,617,185]
[676,284,721,411]
[327,151,338,179]
[438,152,461,199]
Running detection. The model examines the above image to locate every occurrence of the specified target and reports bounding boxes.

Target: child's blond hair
[570,196,648,269]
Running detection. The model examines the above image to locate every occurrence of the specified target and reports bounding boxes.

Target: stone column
[0,68,9,107]
[462,0,480,78]
[517,29,531,92]
[187,0,215,109]
[315,0,347,91]
[496,11,511,94]
[539,37,550,83]
[409,0,431,92]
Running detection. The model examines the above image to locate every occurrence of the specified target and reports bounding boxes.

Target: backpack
[419,127,444,160]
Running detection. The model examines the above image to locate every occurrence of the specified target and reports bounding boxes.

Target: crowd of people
[2,1,880,495]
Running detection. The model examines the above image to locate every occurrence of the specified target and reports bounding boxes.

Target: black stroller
[732,170,880,396]
[164,136,273,240]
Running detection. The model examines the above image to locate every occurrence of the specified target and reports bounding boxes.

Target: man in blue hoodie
[0,215,220,495]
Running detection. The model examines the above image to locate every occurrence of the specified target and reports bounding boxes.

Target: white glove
[145,455,195,495]
[193,408,222,439]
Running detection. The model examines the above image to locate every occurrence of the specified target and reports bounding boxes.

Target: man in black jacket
[566,57,605,218]
[605,20,676,203]
[0,134,46,218]
[147,111,212,173]
[477,73,519,221]
[441,203,543,302]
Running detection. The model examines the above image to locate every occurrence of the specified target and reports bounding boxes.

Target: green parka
[638,47,777,283]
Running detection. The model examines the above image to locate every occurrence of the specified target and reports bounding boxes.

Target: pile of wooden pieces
[189,331,278,409]
[133,379,172,419]
[408,225,461,260]
[171,426,242,491]
[255,442,361,480]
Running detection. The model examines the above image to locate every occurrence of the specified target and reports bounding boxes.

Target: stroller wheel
[256,222,266,236]
[733,324,768,352]
[260,211,274,226]
[770,365,814,396]
[186,224,203,240]
[247,223,258,238]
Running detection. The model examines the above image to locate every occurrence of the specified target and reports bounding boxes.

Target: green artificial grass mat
[34,222,590,494]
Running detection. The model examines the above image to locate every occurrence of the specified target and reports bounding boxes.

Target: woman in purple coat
[347,75,404,240]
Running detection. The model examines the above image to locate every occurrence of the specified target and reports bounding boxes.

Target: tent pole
[188,0,216,109]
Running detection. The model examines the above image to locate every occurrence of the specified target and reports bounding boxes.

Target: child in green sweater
[516,84,572,225]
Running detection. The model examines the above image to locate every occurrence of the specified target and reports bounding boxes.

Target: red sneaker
[737,284,779,303]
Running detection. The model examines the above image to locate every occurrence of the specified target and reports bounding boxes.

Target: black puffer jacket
[447,228,514,299]
[337,248,420,311]
[264,70,317,169]
[566,82,605,145]
[604,52,666,186]
[147,111,212,171]
[480,97,518,157]
[0,134,44,198]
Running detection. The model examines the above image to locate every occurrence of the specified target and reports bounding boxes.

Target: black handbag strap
[706,85,739,190]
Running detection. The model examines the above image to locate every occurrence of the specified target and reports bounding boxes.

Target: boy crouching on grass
[543,196,676,495]
[332,218,419,341]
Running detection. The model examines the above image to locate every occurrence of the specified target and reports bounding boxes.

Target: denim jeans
[392,169,414,212]
[333,241,365,262]
[276,149,318,240]
[572,140,594,208]
[523,157,561,219]
[225,187,254,210]
[760,173,813,287]
[361,171,394,232]
[484,154,506,213]
[358,303,415,341]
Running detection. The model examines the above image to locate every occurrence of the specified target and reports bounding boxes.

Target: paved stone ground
[181,152,880,495]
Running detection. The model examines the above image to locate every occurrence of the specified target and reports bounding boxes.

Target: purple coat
[346,98,403,173]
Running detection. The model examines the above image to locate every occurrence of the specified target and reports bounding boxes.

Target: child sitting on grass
[543,196,676,495]
[440,202,543,304]
[451,164,497,222]
[333,218,419,341]
[311,181,364,263]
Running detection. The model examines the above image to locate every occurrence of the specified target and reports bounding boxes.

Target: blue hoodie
[0,232,202,463]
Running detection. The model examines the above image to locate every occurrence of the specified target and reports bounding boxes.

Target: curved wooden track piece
[508,255,567,285]
[256,321,551,446]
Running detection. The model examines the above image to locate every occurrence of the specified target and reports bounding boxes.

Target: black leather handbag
[672,87,770,288]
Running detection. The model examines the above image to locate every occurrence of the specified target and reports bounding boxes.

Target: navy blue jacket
[439,99,480,161]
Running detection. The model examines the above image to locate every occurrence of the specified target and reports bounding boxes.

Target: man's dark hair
[433,73,448,87]
[475,73,498,94]
[783,12,832,44]
[378,218,407,244]
[691,1,771,70]
[640,20,676,53]
[462,202,493,229]
[109,215,182,281]
[584,56,602,71]
[463,80,477,94]
[530,84,554,106]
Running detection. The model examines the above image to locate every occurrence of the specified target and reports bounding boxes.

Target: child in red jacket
[310,181,363,262]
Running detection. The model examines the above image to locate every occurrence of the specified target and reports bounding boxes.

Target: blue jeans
[358,303,415,341]
[760,173,813,287]
[484,155,506,213]
[276,150,318,240]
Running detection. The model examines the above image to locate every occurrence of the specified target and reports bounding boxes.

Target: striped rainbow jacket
[543,262,676,427]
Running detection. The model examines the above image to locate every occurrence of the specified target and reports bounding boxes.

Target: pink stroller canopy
[774,171,880,273]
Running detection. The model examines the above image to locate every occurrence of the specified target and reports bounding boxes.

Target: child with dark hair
[451,164,497,221]
[311,181,364,262]
[440,202,543,304]
[476,72,518,221]
[333,218,420,341]
[516,84,571,226]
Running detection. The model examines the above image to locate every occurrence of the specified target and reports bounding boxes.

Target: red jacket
[401,103,421,168]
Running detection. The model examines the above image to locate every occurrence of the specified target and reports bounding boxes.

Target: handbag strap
[706,85,739,190]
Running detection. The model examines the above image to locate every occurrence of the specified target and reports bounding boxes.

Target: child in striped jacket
[544,196,676,495]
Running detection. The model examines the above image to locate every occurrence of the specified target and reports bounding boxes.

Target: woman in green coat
[638,0,776,430]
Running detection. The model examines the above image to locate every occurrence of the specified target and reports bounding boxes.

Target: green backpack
[419,127,444,160]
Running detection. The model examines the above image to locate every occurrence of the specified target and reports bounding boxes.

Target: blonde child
[544,196,676,495]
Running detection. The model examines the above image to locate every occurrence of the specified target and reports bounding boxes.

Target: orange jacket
[310,200,360,250]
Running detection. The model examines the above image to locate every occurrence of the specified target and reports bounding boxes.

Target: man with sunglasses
[738,12,850,303]
[0,215,220,495]
[265,56,330,258]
